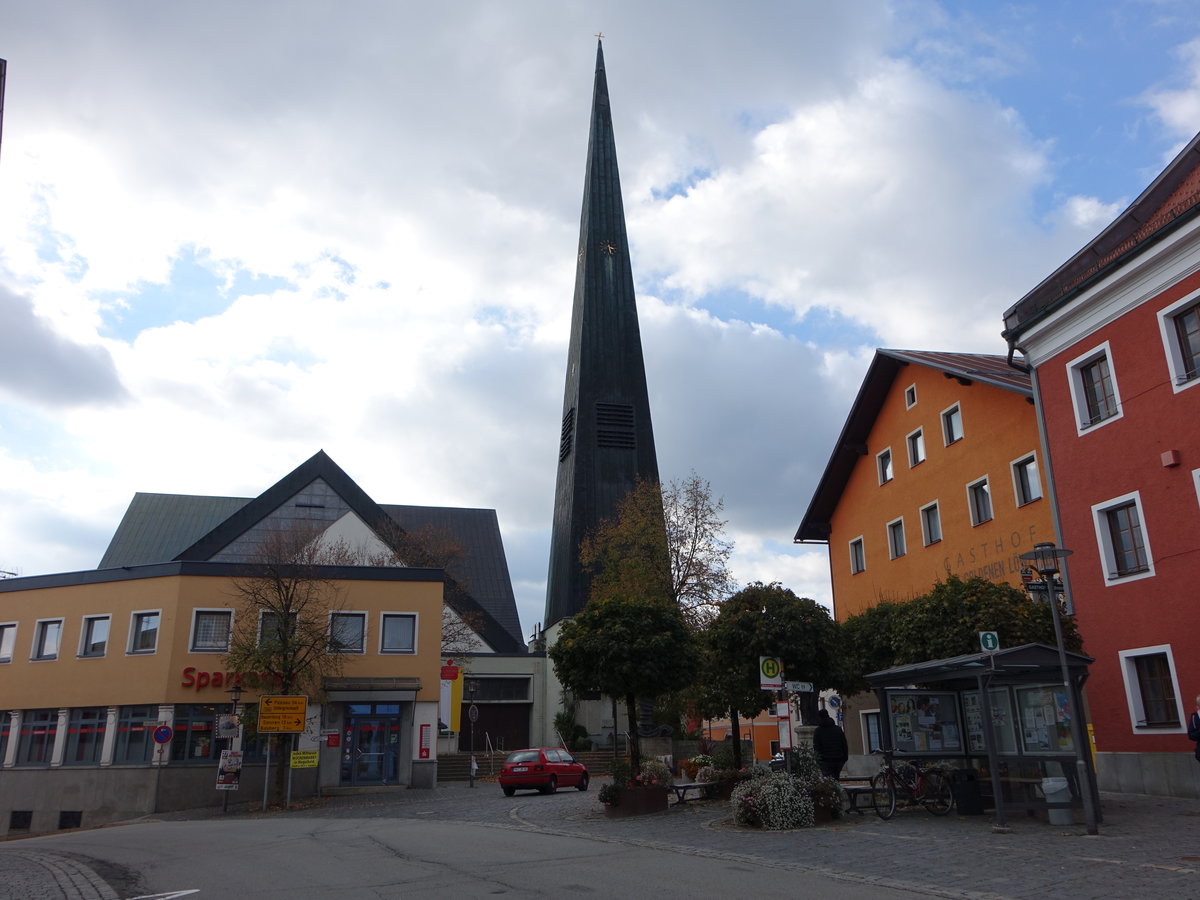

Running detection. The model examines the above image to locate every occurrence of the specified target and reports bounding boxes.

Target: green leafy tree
[549,595,697,775]
[694,582,840,768]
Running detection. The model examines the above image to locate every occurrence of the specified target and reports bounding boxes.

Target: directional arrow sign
[258,695,307,733]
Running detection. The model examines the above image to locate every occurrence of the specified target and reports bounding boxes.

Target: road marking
[127,891,200,899]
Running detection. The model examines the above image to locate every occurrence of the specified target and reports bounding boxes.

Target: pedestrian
[812,709,849,780]
[470,754,478,788]
[1188,696,1200,761]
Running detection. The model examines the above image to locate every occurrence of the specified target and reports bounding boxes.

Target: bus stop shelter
[866,643,1099,830]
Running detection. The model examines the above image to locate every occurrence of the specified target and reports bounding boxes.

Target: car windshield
[505,750,540,764]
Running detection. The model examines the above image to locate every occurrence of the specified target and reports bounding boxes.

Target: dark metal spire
[543,41,664,629]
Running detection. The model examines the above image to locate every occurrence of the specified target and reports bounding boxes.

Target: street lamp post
[467,680,479,788]
[1018,541,1098,835]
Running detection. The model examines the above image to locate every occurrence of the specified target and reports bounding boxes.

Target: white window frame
[329,611,367,654]
[941,403,964,446]
[1193,467,1200,509]
[380,612,418,654]
[904,384,917,409]
[906,428,925,467]
[848,537,866,575]
[1117,644,1184,734]
[32,618,63,661]
[1157,288,1200,393]
[1066,341,1123,435]
[860,708,882,754]
[79,614,111,659]
[877,447,894,485]
[1091,490,1155,585]
[920,501,941,546]
[0,622,15,663]
[1011,453,1043,507]
[189,609,233,653]
[128,609,161,655]
[966,476,992,526]
[886,517,906,559]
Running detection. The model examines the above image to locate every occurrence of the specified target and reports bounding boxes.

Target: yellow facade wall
[829,366,1056,620]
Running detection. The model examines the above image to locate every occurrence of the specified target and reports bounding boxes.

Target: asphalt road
[3,780,1200,899]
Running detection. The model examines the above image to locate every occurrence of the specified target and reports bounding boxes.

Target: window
[920,501,942,545]
[381,613,417,653]
[17,709,58,766]
[0,623,15,663]
[1158,292,1200,390]
[904,385,917,408]
[877,448,894,484]
[33,619,63,660]
[330,612,366,652]
[1012,454,1042,506]
[190,610,232,652]
[129,611,160,653]
[1067,342,1122,432]
[861,710,882,754]
[906,428,925,467]
[0,713,9,766]
[115,705,159,765]
[967,478,992,525]
[849,537,866,575]
[171,705,219,762]
[886,518,906,559]
[259,611,297,647]
[941,404,964,445]
[1119,646,1183,730]
[63,707,107,766]
[80,616,109,658]
[1093,492,1153,582]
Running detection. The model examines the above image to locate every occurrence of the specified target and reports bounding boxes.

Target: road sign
[259,695,307,733]
[290,750,319,769]
[759,656,782,690]
[785,681,813,693]
[979,631,1000,652]
[468,704,479,724]
[153,725,173,744]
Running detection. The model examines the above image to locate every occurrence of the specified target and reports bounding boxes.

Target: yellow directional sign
[290,750,319,769]
[259,695,307,733]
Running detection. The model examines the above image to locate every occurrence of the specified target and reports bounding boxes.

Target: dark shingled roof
[795,349,1031,543]
[97,451,526,653]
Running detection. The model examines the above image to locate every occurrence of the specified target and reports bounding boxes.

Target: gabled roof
[97,451,526,653]
[794,349,1031,543]
[1003,130,1200,342]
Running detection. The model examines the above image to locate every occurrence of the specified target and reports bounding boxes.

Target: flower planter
[602,786,669,817]
[813,806,835,824]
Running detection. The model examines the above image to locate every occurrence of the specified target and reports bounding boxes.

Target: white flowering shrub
[731,771,815,829]
[635,758,672,788]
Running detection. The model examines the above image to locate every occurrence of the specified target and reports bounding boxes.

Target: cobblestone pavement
[6,780,1200,899]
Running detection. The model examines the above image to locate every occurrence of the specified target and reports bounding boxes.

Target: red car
[499,748,589,796]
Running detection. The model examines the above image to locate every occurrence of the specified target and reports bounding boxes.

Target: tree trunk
[730,710,742,769]
[625,693,641,776]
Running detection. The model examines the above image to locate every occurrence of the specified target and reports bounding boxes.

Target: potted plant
[602,758,670,817]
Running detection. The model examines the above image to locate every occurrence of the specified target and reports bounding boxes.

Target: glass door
[342,715,400,785]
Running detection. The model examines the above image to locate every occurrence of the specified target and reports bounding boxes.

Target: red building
[1003,132,1200,797]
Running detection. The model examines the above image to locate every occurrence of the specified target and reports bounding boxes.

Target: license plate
[513,766,528,773]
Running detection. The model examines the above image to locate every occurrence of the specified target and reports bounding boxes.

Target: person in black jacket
[812,709,849,779]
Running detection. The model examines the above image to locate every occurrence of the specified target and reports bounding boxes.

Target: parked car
[498,748,589,796]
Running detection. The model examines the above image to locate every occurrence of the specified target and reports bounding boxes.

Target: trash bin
[952,768,983,815]
[1042,777,1072,825]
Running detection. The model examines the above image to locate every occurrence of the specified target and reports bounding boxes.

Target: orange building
[796,350,1057,751]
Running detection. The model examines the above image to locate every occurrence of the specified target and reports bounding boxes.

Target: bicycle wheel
[871,773,897,820]
[920,771,954,815]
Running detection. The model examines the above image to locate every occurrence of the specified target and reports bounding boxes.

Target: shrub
[634,758,672,788]
[731,771,815,830]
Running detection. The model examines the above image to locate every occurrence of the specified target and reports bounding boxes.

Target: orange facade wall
[829,365,1056,620]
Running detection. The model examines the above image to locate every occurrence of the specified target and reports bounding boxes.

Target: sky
[2,1,1200,639]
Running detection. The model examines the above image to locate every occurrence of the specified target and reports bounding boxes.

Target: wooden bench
[839,778,875,815]
[670,782,713,805]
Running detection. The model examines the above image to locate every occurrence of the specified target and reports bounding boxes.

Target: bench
[671,782,713,805]
[839,779,875,815]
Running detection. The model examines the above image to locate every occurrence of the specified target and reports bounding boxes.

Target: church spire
[543,41,664,629]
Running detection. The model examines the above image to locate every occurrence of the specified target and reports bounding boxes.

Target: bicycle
[870,748,954,819]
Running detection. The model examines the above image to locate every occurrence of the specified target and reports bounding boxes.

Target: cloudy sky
[2,1,1199,637]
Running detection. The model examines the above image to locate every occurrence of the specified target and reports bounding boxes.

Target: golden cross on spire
[595,32,604,41]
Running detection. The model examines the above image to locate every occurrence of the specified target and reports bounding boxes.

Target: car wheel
[577,773,589,792]
[502,786,515,797]
[542,775,557,794]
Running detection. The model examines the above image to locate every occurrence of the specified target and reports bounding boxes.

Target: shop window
[380,613,417,653]
[171,705,219,763]
[849,537,866,575]
[886,518,906,559]
[115,705,159,764]
[967,477,992,525]
[32,619,63,661]
[190,610,232,652]
[0,712,9,763]
[941,403,964,445]
[330,612,366,653]
[1012,454,1042,506]
[1067,342,1122,432]
[0,622,15,663]
[129,611,160,654]
[58,811,83,830]
[1119,645,1183,730]
[1092,492,1154,583]
[877,447,894,484]
[920,501,941,546]
[63,708,106,766]
[80,616,110,658]
[907,428,925,467]
[1158,292,1200,390]
[17,709,58,766]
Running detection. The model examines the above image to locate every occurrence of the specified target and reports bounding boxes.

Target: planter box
[603,786,669,817]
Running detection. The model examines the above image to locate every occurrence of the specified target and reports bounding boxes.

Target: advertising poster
[216,750,242,791]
